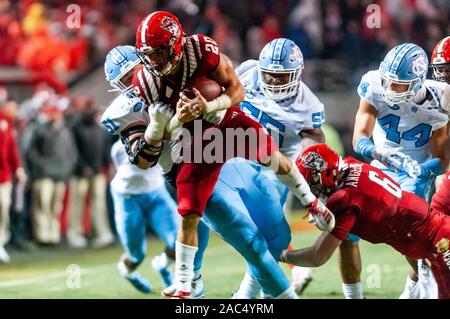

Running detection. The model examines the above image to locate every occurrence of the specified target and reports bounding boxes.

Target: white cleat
[162,275,205,299]
[0,246,10,264]
[291,266,313,296]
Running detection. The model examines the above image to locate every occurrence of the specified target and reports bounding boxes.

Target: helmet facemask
[258,65,302,101]
[137,44,182,77]
[431,63,450,84]
[380,70,423,105]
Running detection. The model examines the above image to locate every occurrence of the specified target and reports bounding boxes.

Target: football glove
[372,147,408,172]
[146,102,174,141]
[305,198,335,232]
[401,155,421,179]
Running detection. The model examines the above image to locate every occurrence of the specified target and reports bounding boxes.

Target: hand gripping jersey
[101,94,179,175]
[236,60,325,160]
[328,157,446,260]
[357,70,449,163]
[132,34,221,112]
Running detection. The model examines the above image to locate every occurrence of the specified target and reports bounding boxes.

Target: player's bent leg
[111,190,152,293]
[204,184,292,299]
[338,238,364,299]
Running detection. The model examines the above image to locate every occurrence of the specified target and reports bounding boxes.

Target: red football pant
[176,106,278,217]
[431,217,450,299]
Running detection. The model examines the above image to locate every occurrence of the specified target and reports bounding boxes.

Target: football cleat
[117,261,152,294]
[162,275,205,299]
[291,266,313,296]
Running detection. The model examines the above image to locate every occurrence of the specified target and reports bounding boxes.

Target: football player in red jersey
[130,11,335,298]
[430,36,450,216]
[280,144,450,299]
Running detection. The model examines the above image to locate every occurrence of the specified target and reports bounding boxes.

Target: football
[182,77,223,101]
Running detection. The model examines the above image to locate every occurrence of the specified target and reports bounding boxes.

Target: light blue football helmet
[379,43,428,105]
[258,38,304,101]
[104,45,141,98]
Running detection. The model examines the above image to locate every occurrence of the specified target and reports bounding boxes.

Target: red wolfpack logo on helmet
[161,16,180,37]
[303,152,327,172]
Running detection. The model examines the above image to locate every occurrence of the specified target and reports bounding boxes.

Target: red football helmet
[430,36,450,83]
[135,11,184,76]
[295,144,341,196]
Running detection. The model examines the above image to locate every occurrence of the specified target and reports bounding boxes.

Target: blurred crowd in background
[0,0,448,262]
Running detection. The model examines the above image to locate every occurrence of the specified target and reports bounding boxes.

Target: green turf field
[0,222,410,299]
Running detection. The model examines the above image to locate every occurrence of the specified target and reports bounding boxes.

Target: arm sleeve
[330,208,358,241]
[327,190,359,240]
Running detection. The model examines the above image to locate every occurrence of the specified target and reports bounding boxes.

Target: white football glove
[146,102,174,140]
[401,155,421,179]
[372,147,408,172]
[306,198,335,232]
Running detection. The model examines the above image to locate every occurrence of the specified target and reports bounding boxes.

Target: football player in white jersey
[103,45,179,293]
[353,43,450,299]
[235,38,327,297]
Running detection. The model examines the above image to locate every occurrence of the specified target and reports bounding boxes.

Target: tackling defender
[104,46,178,293]
[281,143,450,299]
[352,43,450,299]
[131,11,334,298]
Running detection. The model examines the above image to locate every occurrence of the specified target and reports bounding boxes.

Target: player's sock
[413,260,438,299]
[175,241,198,293]
[275,287,299,299]
[276,161,315,206]
[399,275,418,299]
[342,282,364,299]
[235,271,260,299]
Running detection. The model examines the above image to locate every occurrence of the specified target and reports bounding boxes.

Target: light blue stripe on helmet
[391,43,415,74]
